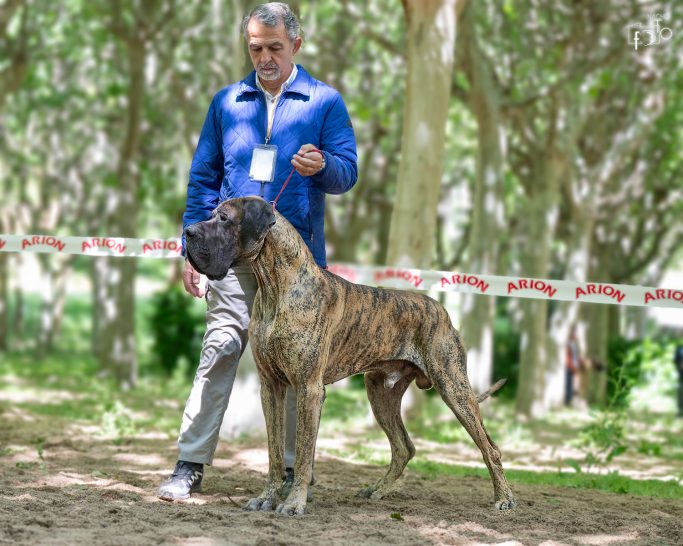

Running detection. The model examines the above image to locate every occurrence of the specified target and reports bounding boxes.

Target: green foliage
[569,410,628,472]
[492,309,520,400]
[566,351,635,472]
[607,337,645,408]
[607,336,678,413]
[0,351,187,443]
[100,400,137,444]
[148,285,203,378]
[409,460,683,500]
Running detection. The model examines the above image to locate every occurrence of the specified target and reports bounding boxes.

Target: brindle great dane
[184,196,516,516]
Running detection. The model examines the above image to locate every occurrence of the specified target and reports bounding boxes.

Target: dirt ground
[1,404,682,546]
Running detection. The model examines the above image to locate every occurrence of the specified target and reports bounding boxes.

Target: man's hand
[291,144,324,177]
[182,260,205,298]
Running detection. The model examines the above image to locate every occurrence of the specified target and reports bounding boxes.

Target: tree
[386,0,465,268]
[0,0,29,351]
[454,1,507,393]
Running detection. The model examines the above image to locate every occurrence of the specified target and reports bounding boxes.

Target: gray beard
[257,67,281,81]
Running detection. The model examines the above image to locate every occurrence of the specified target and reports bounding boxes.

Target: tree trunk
[12,278,24,351]
[582,302,609,406]
[93,27,146,388]
[0,253,7,351]
[623,306,646,340]
[36,255,73,356]
[545,206,594,409]
[386,0,462,268]
[515,153,564,417]
[457,1,505,393]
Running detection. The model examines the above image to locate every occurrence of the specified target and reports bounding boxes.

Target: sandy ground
[1,404,682,546]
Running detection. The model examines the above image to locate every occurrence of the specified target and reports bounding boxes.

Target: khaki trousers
[177,264,297,466]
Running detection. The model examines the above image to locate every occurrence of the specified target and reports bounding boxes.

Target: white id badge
[249,144,278,182]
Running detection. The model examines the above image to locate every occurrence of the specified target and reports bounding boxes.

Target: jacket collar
[238,64,311,98]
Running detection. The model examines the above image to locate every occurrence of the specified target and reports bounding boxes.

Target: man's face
[246,18,301,89]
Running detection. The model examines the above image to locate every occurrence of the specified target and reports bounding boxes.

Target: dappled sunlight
[231,448,269,473]
[111,452,166,466]
[174,538,222,546]
[19,471,146,494]
[574,531,639,545]
[0,407,37,422]
[0,493,35,502]
[416,519,521,545]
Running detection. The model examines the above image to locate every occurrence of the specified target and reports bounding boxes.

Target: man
[564,325,580,407]
[675,343,683,417]
[158,2,357,501]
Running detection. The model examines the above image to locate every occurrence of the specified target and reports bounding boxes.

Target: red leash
[272,147,323,211]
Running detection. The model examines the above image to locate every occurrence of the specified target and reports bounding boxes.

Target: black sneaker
[281,467,314,501]
[158,460,204,501]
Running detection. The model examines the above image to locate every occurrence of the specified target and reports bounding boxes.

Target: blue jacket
[182,65,358,267]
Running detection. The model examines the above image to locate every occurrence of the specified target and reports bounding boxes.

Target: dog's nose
[185,224,199,239]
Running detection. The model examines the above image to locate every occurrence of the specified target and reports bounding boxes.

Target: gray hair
[241,3,302,42]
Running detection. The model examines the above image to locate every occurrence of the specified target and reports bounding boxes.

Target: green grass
[0,351,188,441]
[409,459,683,500]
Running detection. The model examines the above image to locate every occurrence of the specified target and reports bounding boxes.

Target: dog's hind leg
[429,341,516,510]
[357,367,416,500]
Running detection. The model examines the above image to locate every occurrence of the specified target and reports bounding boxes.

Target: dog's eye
[218,212,229,222]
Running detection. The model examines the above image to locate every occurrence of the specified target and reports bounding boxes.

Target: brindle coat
[185,196,516,516]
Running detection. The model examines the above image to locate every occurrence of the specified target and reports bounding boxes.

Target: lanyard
[264,93,282,144]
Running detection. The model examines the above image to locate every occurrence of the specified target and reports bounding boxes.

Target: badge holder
[249,144,278,197]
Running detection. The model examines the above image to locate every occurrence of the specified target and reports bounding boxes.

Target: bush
[148,285,203,378]
[492,313,520,400]
[607,336,677,410]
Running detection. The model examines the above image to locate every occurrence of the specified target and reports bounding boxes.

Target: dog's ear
[240,198,275,250]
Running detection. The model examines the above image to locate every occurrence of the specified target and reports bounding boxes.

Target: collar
[238,64,311,98]
[256,63,298,100]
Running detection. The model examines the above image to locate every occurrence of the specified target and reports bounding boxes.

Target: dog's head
[185,197,275,280]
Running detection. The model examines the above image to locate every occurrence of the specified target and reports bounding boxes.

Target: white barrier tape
[328,265,682,309]
[1,234,681,309]
[0,234,183,259]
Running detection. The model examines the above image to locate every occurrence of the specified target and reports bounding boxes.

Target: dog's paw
[244,496,277,511]
[275,500,306,516]
[495,498,516,510]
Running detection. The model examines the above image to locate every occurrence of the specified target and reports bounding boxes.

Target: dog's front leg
[245,377,286,511]
[275,380,325,516]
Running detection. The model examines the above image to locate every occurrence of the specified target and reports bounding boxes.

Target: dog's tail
[476,378,507,403]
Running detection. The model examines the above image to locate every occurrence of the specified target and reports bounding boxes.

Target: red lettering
[440,274,490,293]
[644,289,683,305]
[82,238,126,254]
[328,265,357,282]
[373,268,423,288]
[142,240,181,254]
[22,236,65,252]
[508,279,554,298]
[0,239,5,250]
[577,283,625,303]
